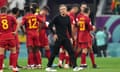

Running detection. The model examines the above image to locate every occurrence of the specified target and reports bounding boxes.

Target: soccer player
[0,7,19,72]
[22,6,42,69]
[38,6,51,61]
[8,7,22,69]
[58,4,79,68]
[46,4,82,72]
[76,7,96,69]
[76,2,97,68]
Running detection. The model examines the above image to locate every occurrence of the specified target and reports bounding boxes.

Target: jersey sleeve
[86,18,93,31]
[22,16,26,25]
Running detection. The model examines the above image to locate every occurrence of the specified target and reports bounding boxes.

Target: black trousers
[97,44,107,57]
[47,38,77,68]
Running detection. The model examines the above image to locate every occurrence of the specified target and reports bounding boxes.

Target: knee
[82,48,88,54]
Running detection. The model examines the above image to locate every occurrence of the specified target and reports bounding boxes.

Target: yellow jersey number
[79,21,85,31]
[28,18,37,29]
[1,19,9,30]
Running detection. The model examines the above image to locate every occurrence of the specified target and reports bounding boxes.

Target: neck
[84,13,88,16]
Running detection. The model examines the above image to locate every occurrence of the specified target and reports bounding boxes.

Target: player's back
[0,14,16,33]
[22,13,39,31]
[77,14,93,42]
[0,13,17,40]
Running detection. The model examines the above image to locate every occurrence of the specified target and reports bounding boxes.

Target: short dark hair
[24,5,36,14]
[41,6,50,12]
[83,7,90,13]
[12,7,19,14]
[24,5,31,13]
[0,7,7,13]
[80,2,88,7]
[72,4,79,8]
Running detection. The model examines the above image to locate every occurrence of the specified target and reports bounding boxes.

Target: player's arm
[87,19,96,31]
[37,16,45,31]
[21,17,27,34]
[12,17,19,35]
[76,16,80,27]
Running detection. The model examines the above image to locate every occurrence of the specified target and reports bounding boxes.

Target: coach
[45,4,82,72]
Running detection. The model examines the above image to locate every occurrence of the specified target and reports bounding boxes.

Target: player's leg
[58,46,65,68]
[33,34,42,69]
[25,34,35,69]
[80,43,88,68]
[0,47,5,72]
[42,32,51,60]
[9,36,21,68]
[88,47,97,68]
[44,45,51,60]
[64,51,70,69]
[33,46,42,69]
[80,48,87,68]
[88,40,97,68]
[9,39,19,72]
[75,47,82,58]
[27,46,34,69]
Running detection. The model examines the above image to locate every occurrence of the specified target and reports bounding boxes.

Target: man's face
[80,4,87,13]
[59,6,67,16]
[40,10,48,16]
[43,10,48,15]
[72,7,79,14]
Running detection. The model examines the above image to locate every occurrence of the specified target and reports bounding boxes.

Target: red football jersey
[0,14,17,40]
[68,12,75,25]
[22,13,42,31]
[37,14,48,35]
[0,0,7,8]
[37,14,48,29]
[76,13,93,42]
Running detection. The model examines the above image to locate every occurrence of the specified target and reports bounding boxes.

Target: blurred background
[0,0,120,58]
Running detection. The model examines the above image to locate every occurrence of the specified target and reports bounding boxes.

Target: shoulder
[8,15,16,20]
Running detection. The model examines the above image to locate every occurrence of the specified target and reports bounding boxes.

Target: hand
[12,31,17,35]
[53,34,58,42]
[70,38,73,44]
[92,26,96,31]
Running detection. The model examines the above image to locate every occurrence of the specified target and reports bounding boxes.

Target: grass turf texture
[3,57,120,72]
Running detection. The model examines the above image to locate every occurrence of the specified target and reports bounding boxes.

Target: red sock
[90,53,95,65]
[45,50,51,60]
[11,53,17,68]
[75,52,79,58]
[59,52,65,62]
[28,52,34,65]
[35,51,41,65]
[9,53,12,66]
[16,51,19,65]
[65,56,70,64]
[33,56,37,65]
[0,55,4,70]
[81,53,86,64]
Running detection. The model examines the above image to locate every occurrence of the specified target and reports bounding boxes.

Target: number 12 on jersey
[28,18,37,29]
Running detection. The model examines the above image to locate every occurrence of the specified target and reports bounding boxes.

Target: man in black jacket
[45,4,83,72]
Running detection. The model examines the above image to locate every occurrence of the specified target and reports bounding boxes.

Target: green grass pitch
[3,57,120,72]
